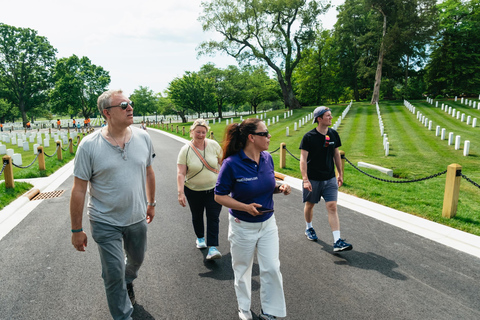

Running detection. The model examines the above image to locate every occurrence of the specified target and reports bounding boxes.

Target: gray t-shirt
[74,126,155,226]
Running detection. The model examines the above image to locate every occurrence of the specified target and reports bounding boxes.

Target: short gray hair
[98,89,123,119]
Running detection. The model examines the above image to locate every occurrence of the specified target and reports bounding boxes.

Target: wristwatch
[147,201,156,207]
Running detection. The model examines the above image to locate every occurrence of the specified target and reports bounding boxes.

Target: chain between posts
[344,157,447,183]
[462,174,480,189]
[44,145,59,158]
[11,153,40,169]
[0,161,6,176]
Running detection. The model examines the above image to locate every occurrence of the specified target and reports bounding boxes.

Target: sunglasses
[251,131,269,137]
[106,101,134,110]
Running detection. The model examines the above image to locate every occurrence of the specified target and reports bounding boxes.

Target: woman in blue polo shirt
[215,118,291,320]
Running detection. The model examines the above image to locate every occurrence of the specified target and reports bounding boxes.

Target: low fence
[1,131,89,189]
[267,143,479,219]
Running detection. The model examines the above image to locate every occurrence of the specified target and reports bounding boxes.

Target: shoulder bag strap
[188,142,219,174]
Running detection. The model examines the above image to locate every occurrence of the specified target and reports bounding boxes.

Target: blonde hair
[189,119,210,137]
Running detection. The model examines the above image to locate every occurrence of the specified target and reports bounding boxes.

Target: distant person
[70,89,156,319]
[72,119,76,128]
[57,119,61,130]
[26,121,31,129]
[101,120,107,127]
[0,123,3,132]
[215,118,291,320]
[299,106,352,252]
[140,121,147,130]
[177,119,223,260]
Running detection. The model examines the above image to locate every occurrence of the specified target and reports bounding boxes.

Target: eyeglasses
[106,101,134,110]
[251,131,269,137]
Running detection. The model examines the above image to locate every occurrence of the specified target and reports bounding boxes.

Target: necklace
[106,127,128,149]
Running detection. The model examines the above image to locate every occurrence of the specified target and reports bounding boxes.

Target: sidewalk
[2,127,480,259]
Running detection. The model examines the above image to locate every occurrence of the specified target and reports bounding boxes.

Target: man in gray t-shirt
[70,89,156,320]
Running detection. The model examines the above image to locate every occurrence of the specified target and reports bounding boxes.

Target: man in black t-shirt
[299,106,352,252]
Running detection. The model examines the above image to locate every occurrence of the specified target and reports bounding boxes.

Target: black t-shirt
[299,127,342,181]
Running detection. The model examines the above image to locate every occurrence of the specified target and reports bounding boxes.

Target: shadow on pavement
[314,238,407,280]
[132,304,155,319]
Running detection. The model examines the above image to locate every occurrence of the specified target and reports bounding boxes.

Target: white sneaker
[238,309,253,320]
[206,246,222,260]
[196,237,207,249]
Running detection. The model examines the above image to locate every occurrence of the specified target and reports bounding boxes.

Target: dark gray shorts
[302,177,338,203]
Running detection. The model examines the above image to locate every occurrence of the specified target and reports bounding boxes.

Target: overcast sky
[1,0,344,97]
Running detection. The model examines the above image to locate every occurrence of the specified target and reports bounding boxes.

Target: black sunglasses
[106,101,134,110]
[251,131,269,137]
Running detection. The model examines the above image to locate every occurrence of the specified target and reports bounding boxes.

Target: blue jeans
[184,187,222,246]
[90,219,147,320]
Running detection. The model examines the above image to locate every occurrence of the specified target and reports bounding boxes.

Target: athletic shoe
[127,282,136,306]
[238,309,253,320]
[259,310,277,319]
[196,237,207,249]
[333,238,353,252]
[206,246,222,260]
[305,227,318,241]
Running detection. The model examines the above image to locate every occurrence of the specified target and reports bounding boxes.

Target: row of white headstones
[0,131,78,165]
[404,100,475,156]
[206,110,299,136]
[375,103,391,156]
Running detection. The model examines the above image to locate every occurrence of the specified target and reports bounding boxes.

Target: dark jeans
[184,186,222,247]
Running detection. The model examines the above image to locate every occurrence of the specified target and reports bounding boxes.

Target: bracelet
[178,192,184,195]
[71,228,83,233]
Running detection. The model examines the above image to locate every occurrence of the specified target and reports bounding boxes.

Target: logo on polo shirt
[236,177,259,182]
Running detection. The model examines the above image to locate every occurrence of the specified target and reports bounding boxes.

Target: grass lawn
[0,181,34,210]
[150,99,480,236]
[0,130,84,208]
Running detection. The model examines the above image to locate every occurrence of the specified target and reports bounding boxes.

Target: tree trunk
[276,71,301,110]
[217,101,223,119]
[371,8,387,105]
[404,55,410,98]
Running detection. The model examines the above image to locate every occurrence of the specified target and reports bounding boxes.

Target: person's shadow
[132,304,155,319]
[315,238,407,280]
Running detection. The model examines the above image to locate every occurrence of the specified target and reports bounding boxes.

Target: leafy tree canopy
[50,54,110,119]
[0,23,57,125]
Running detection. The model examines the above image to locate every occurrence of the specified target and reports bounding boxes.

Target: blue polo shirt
[215,149,276,222]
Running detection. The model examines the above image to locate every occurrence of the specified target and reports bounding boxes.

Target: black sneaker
[333,238,353,252]
[127,282,136,305]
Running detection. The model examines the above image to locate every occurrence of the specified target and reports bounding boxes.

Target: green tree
[199,64,242,118]
[198,0,329,110]
[50,55,110,119]
[367,0,437,103]
[167,71,216,122]
[293,29,344,104]
[0,24,57,126]
[242,65,282,114]
[425,0,480,96]
[130,86,158,120]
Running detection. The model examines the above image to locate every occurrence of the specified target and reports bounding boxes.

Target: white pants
[228,214,286,317]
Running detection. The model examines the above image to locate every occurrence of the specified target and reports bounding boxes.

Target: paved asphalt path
[1,128,479,320]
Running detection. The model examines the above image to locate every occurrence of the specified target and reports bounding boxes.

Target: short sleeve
[215,159,234,196]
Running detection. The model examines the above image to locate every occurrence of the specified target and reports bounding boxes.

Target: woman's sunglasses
[251,131,269,137]
[106,101,134,110]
